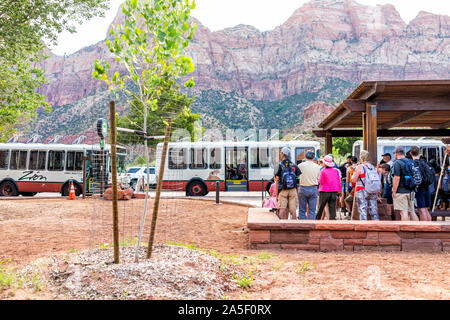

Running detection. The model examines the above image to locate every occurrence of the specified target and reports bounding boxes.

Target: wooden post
[325,131,333,155]
[366,103,378,165]
[109,101,120,264]
[146,119,172,259]
[362,112,368,151]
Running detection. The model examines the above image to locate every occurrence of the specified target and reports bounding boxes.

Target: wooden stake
[109,101,120,264]
[146,119,172,259]
[432,148,448,212]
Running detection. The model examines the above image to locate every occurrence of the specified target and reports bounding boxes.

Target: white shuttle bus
[352,138,446,164]
[154,140,320,196]
[0,143,127,197]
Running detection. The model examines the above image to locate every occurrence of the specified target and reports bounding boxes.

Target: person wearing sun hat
[316,155,342,220]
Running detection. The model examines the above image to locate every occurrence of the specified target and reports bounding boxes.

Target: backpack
[280,161,297,189]
[359,164,381,195]
[385,171,393,187]
[416,160,434,187]
[399,158,422,191]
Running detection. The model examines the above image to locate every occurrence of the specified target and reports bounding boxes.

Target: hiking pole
[351,190,357,220]
[432,148,448,212]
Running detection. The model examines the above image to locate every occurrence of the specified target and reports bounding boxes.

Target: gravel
[36,244,241,300]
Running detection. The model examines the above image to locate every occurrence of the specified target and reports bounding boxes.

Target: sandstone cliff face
[33,0,450,140]
[303,101,336,127]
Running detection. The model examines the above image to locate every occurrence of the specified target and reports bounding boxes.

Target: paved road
[3,190,266,208]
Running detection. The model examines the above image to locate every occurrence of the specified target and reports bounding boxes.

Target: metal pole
[109,101,120,264]
[82,156,87,199]
[261,179,264,207]
[100,142,105,197]
[216,180,220,204]
[147,119,172,259]
[134,138,151,263]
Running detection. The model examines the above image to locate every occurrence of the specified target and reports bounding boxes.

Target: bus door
[86,150,108,194]
[225,147,248,191]
[421,146,440,164]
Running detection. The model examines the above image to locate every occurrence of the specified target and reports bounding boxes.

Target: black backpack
[417,160,434,187]
[280,161,297,189]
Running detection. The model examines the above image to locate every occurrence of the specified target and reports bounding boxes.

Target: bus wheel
[0,181,19,197]
[62,182,82,197]
[186,181,206,197]
[20,192,37,197]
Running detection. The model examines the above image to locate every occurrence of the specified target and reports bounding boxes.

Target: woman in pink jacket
[316,155,342,220]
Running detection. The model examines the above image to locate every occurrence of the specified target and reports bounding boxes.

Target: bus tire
[0,181,19,197]
[20,192,37,197]
[61,181,82,197]
[186,180,207,197]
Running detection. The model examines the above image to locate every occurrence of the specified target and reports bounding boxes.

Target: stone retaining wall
[247,208,450,252]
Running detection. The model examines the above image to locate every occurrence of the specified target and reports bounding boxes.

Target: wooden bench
[430,210,450,221]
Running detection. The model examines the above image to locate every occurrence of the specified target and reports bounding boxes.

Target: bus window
[0,150,9,170]
[209,148,221,169]
[10,150,27,170]
[354,145,361,159]
[251,148,269,168]
[271,147,283,168]
[48,151,65,171]
[66,151,83,171]
[295,147,314,164]
[144,167,155,175]
[29,151,47,170]
[190,148,206,169]
[250,148,258,168]
[383,146,395,157]
[423,147,438,163]
[260,148,269,168]
[168,148,187,169]
[117,154,126,173]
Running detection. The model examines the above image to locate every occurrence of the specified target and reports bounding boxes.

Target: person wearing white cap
[274,147,301,219]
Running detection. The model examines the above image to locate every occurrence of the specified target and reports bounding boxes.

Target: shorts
[415,189,430,209]
[393,192,415,212]
[278,188,298,210]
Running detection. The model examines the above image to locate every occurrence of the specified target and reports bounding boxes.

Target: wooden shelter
[313,80,450,163]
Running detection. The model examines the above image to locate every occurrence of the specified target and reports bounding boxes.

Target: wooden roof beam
[342,99,366,112]
[432,120,450,129]
[378,111,432,130]
[376,99,450,112]
[313,129,450,138]
[322,108,352,131]
[362,82,385,101]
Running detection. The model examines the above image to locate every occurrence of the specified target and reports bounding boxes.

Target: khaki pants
[278,188,298,219]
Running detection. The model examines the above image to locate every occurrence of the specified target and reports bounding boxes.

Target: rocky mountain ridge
[28,0,450,142]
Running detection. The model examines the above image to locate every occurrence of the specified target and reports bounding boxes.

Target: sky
[49,0,450,56]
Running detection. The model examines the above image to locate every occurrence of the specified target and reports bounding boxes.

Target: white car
[126,166,157,190]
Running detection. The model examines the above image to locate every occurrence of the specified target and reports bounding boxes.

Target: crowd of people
[264,146,450,221]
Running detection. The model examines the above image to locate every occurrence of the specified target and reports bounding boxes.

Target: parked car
[126,166,156,190]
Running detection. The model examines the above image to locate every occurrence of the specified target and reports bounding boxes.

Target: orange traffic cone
[69,181,76,200]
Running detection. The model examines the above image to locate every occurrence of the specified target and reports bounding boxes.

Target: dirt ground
[0,197,449,300]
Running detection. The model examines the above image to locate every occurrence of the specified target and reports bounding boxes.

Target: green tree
[332,137,361,158]
[92,0,198,260]
[0,0,109,141]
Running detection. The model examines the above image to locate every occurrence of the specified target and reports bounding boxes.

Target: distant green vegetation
[27,77,355,140]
